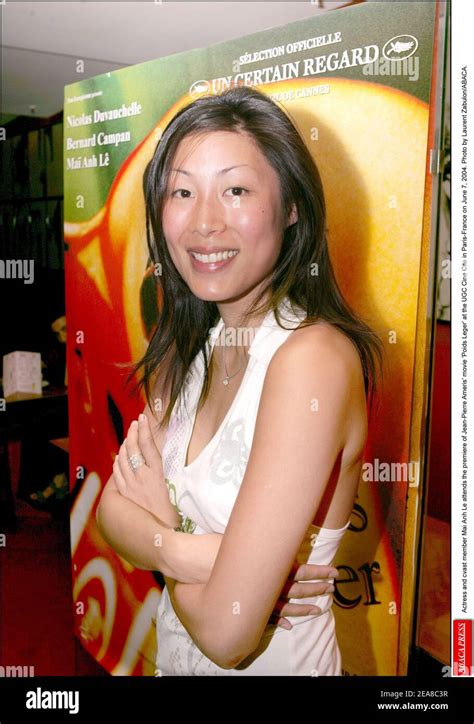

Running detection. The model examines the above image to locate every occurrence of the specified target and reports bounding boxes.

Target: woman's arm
[96,476,222,583]
[168,325,365,669]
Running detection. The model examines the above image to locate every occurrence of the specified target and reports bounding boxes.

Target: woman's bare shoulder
[280,318,363,381]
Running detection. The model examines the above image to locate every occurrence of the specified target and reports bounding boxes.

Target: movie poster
[63,0,441,675]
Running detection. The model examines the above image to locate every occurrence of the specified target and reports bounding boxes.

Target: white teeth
[190,249,239,263]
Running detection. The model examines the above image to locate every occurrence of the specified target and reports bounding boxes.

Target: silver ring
[128,453,145,471]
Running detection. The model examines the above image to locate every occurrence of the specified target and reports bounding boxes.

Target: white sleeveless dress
[155,296,351,676]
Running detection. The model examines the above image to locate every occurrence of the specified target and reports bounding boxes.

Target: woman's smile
[188,248,240,273]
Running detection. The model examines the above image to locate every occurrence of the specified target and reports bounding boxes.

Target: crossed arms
[97,324,363,669]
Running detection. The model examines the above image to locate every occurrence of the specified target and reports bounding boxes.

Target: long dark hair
[126,85,384,428]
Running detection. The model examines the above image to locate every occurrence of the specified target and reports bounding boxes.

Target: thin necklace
[221,323,245,386]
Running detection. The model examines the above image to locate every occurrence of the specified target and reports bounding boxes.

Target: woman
[97,85,383,676]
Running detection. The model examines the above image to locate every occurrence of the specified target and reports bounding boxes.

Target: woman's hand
[113,414,179,527]
[269,562,340,630]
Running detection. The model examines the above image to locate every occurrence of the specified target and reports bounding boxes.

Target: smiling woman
[99,85,384,676]
[161,130,295,297]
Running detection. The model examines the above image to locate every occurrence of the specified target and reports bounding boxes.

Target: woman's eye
[225,187,248,197]
[170,189,192,198]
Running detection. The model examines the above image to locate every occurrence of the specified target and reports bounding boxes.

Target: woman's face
[161,130,297,303]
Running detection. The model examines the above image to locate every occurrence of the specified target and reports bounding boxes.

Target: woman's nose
[189,194,226,236]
